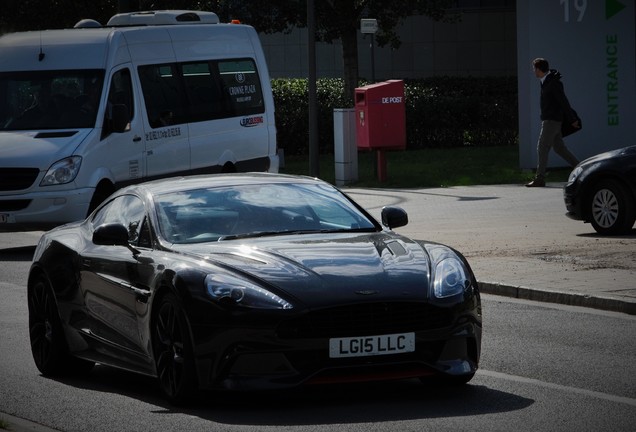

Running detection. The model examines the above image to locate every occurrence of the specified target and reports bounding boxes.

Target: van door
[97,67,146,185]
[137,63,190,179]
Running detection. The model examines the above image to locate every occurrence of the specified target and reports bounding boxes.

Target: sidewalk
[346,183,636,316]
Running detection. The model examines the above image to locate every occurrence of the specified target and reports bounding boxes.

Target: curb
[479,281,636,316]
[0,412,59,432]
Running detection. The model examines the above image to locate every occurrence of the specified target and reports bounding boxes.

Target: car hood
[579,145,636,167]
[176,232,433,307]
[0,130,88,167]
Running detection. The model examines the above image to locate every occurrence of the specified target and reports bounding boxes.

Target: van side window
[139,64,184,128]
[218,59,264,116]
[139,58,264,129]
[181,62,224,121]
[102,68,133,139]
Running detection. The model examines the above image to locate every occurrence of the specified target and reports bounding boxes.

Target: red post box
[355,80,406,151]
[355,80,406,181]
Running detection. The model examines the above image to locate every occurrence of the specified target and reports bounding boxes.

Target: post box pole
[377,149,387,182]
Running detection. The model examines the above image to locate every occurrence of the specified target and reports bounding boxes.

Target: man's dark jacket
[540,69,575,123]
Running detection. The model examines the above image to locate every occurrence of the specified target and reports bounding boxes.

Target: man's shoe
[525,178,545,187]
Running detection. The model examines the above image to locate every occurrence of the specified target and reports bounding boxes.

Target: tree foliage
[213,1,458,105]
[1,1,457,104]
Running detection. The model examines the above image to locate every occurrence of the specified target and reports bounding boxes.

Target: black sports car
[28,173,482,404]
[564,146,636,235]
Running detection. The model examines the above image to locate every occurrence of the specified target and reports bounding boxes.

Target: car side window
[91,195,146,245]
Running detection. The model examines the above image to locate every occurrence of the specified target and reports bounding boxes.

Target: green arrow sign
[606,0,626,19]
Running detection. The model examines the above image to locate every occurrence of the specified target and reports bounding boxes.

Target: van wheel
[87,182,115,216]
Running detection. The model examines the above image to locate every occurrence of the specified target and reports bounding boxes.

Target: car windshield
[0,70,105,130]
[155,182,378,244]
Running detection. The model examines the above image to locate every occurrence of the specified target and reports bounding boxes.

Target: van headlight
[205,273,293,309]
[40,156,82,186]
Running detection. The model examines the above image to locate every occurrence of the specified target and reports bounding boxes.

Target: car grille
[0,168,40,191]
[276,302,453,339]
[0,200,31,211]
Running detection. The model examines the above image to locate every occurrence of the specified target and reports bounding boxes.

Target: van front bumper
[0,187,93,232]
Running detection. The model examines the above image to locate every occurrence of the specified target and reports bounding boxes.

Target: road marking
[479,369,636,407]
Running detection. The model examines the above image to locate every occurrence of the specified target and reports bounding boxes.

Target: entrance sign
[517,0,635,169]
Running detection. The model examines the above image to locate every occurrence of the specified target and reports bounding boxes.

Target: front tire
[588,179,636,235]
[152,293,197,405]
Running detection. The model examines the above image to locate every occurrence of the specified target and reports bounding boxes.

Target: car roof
[123,173,323,196]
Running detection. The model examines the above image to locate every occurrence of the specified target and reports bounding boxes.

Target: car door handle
[133,135,142,142]
[129,285,151,302]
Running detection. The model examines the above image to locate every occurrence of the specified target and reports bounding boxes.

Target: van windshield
[0,70,105,131]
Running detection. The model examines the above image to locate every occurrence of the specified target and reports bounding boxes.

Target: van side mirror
[111,104,130,133]
[381,206,408,229]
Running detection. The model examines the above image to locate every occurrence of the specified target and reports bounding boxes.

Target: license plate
[329,332,415,358]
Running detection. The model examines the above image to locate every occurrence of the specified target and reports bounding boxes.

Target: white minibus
[0,10,278,231]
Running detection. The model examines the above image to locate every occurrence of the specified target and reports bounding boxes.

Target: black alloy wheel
[589,179,636,235]
[28,278,94,375]
[152,293,197,405]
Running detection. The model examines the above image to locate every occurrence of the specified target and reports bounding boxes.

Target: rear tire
[152,292,197,405]
[28,278,94,376]
[588,179,635,235]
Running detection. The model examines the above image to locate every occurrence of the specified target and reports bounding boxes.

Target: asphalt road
[1,272,635,431]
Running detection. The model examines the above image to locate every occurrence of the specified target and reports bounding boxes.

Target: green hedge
[271,76,518,156]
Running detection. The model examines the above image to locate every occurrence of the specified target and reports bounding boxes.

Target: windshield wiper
[218,231,289,241]
[217,227,376,241]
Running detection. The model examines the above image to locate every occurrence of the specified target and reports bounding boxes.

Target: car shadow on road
[54,364,534,426]
[576,228,636,239]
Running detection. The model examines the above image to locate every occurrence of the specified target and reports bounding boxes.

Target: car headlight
[568,166,583,183]
[40,156,82,186]
[205,273,293,309]
[432,257,470,299]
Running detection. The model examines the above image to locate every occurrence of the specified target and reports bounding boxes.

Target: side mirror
[93,223,130,246]
[111,104,130,133]
[381,206,408,229]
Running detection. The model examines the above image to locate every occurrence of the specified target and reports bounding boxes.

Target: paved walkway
[346,183,636,315]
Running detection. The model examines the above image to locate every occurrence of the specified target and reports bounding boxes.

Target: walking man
[526,58,580,187]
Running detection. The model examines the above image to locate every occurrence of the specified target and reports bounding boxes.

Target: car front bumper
[189,300,483,391]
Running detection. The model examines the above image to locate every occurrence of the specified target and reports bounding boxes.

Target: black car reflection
[564,146,636,235]
[28,173,482,404]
